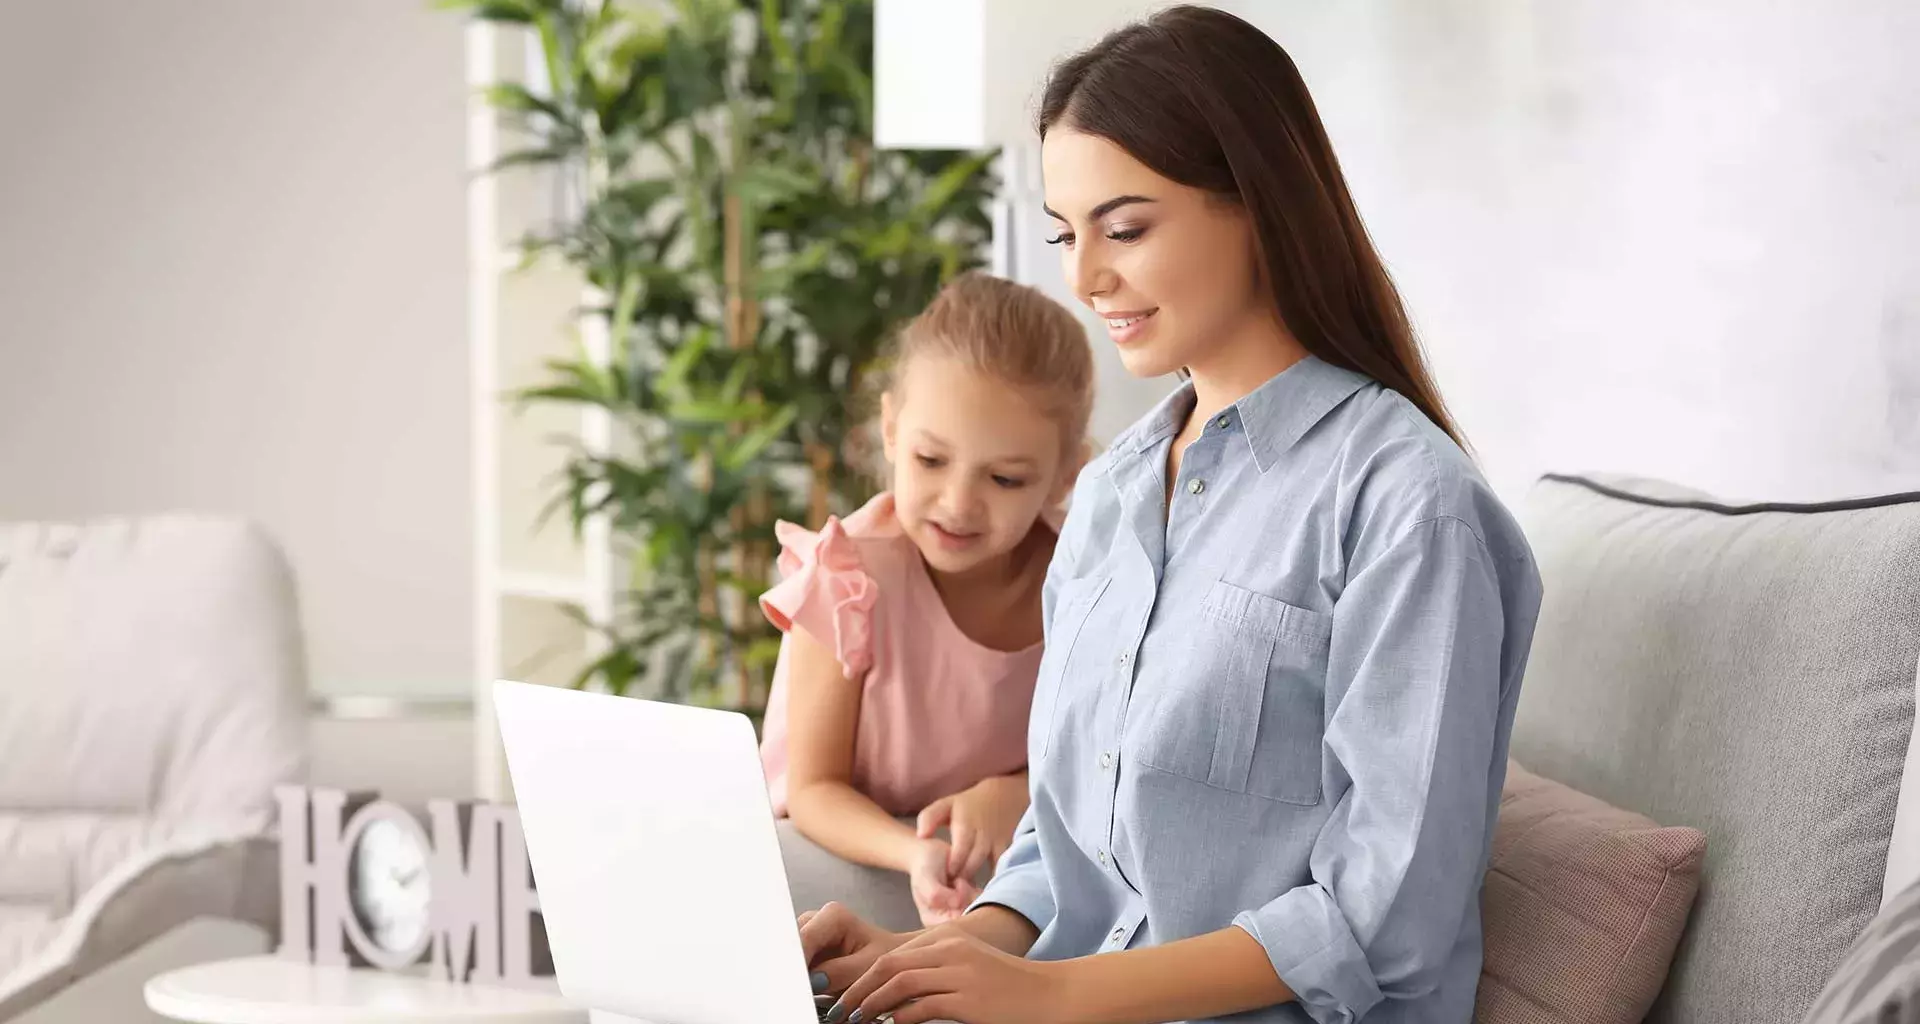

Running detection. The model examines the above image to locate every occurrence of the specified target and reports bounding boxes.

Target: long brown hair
[1038,5,1465,447]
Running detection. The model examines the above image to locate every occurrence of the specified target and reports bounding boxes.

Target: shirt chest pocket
[1130,579,1332,805]
[1031,575,1110,762]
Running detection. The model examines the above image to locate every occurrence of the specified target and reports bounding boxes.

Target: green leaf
[478,144,575,176]
[436,0,536,23]
[659,329,712,396]
[734,160,817,208]
[605,177,677,218]
[608,269,642,366]
[912,149,997,224]
[760,0,798,111]
[722,404,799,470]
[514,384,601,406]
[481,82,579,136]
[667,398,763,424]
[718,358,753,404]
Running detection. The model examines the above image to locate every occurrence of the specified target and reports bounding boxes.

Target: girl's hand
[916,774,1029,885]
[798,902,914,996]
[831,925,1074,1024]
[907,838,979,927]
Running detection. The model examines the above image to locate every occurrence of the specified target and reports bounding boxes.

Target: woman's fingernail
[825,1001,845,1023]
[811,972,829,994]
[848,1011,864,1024]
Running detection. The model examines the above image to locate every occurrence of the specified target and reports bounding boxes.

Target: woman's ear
[879,391,899,465]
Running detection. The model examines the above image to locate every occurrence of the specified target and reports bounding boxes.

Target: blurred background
[2,0,1916,807]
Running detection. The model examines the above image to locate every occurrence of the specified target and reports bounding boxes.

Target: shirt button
[1099,751,1114,769]
[1215,415,1229,429]
[1188,478,1206,495]
[1110,927,1126,943]
[1097,849,1108,866]
[1117,651,1131,668]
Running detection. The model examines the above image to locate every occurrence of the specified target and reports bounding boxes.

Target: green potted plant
[443,0,998,717]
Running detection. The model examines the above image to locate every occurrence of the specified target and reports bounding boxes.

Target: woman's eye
[992,475,1028,489]
[915,454,944,469]
[1044,232,1075,247]
[1107,227,1145,242]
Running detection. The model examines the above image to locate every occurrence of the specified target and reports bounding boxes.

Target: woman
[801,8,1543,1023]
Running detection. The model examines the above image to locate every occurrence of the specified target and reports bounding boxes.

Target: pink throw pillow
[1476,762,1707,1024]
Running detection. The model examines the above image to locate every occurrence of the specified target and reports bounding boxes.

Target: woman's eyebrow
[1042,194,1157,221]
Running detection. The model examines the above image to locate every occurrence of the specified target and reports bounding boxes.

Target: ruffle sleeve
[759,517,879,680]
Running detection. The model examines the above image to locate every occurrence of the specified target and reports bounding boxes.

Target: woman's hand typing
[803,902,1053,1024]
[824,924,1069,1024]
[800,902,915,999]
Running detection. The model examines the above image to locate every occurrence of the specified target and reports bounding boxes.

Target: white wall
[997,1,1920,503]
[0,1,474,697]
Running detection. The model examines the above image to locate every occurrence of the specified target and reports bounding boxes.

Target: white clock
[348,815,434,958]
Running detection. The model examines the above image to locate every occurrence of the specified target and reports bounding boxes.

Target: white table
[143,956,592,1024]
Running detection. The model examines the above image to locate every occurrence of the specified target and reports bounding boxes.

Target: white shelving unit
[466,21,616,802]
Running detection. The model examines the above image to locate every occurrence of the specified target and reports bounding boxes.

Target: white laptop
[493,680,825,1024]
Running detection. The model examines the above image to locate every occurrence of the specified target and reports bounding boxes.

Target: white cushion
[0,517,308,817]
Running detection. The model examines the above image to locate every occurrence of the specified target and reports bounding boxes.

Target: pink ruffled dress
[758,492,1051,817]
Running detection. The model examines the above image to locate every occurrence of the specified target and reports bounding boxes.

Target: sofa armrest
[0,827,277,1020]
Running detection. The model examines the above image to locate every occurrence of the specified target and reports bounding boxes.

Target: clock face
[348,817,432,956]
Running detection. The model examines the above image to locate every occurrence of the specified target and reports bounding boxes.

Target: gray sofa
[776,472,1920,1024]
[1509,474,1920,1023]
[777,821,920,934]
[14,475,1915,1024]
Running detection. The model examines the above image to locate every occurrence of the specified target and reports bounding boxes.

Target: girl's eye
[1044,231,1074,247]
[916,454,944,469]
[1107,227,1145,243]
[992,475,1028,489]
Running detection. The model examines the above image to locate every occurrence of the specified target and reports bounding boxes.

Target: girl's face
[1041,127,1273,381]
[881,356,1071,577]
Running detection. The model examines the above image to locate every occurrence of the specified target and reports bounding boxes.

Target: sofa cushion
[1477,762,1706,1024]
[1510,475,1920,1023]
[1802,877,1920,1024]
[0,517,308,818]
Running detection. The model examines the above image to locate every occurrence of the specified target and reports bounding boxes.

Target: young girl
[801,8,1544,1024]
[758,271,1096,928]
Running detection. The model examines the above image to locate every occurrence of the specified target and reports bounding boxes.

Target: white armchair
[0,516,307,1019]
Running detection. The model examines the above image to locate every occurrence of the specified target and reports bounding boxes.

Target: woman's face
[1041,127,1271,380]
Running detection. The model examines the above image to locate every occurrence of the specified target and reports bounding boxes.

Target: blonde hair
[877,272,1096,456]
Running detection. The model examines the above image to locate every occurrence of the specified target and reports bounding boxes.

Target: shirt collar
[1110,356,1372,473]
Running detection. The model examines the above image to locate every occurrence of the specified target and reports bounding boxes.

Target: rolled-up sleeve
[970,804,1055,931]
[1233,515,1508,1024]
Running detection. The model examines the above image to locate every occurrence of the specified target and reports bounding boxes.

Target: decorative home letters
[276,786,553,986]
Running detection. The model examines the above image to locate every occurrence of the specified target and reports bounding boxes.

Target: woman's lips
[1101,307,1158,346]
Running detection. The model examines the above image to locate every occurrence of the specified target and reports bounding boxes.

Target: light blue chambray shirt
[972,356,1543,1024]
